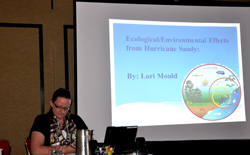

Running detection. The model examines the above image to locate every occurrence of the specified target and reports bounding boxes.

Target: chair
[25,137,31,155]
[0,139,11,155]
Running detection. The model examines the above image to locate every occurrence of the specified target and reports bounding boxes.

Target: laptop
[104,126,138,154]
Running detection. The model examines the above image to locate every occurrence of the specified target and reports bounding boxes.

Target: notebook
[104,126,138,154]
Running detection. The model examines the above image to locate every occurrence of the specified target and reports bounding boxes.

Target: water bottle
[76,129,93,155]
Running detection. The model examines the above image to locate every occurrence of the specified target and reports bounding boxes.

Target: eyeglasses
[53,102,70,111]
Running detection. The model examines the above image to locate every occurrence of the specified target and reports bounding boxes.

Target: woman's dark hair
[51,88,71,103]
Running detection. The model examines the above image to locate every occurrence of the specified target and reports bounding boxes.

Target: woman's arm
[31,131,76,155]
[31,131,56,155]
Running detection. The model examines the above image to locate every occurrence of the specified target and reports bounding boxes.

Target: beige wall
[0,0,75,154]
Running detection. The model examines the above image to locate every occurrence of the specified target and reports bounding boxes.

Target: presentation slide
[75,1,250,141]
[109,19,245,126]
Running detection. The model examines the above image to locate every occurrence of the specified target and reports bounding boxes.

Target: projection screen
[75,1,250,142]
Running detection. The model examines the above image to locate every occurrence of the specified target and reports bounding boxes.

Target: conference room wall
[0,0,75,154]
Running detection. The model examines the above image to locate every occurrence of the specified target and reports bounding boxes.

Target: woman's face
[50,97,70,120]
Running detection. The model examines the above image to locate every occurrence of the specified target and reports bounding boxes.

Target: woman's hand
[55,145,76,154]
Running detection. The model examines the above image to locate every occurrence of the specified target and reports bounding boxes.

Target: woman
[30,88,88,155]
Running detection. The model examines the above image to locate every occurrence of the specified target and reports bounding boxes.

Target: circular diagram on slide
[182,64,242,121]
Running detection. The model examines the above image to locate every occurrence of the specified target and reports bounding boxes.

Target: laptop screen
[104,126,138,153]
